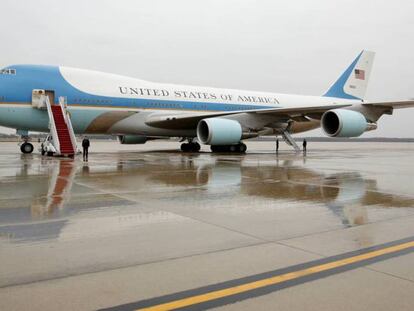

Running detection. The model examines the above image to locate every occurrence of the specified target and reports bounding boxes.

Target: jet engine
[118,135,148,144]
[321,109,376,137]
[197,118,242,145]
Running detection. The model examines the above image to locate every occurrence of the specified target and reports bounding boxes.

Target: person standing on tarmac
[82,136,90,161]
[276,138,279,154]
[303,139,307,153]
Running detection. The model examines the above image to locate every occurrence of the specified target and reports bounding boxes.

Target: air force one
[0,50,413,154]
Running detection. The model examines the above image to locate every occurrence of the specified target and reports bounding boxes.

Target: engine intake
[322,109,372,137]
[197,118,242,145]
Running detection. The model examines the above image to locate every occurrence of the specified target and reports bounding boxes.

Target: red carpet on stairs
[51,105,74,155]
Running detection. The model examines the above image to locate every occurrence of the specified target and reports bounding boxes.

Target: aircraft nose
[0,84,4,102]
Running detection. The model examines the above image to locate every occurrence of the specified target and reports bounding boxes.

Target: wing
[363,100,414,109]
[145,104,351,130]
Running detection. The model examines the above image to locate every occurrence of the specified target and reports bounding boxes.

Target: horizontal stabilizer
[363,100,414,109]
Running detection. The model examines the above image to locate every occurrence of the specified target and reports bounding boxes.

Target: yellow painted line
[138,240,414,311]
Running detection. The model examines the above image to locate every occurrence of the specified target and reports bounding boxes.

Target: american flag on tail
[354,69,365,80]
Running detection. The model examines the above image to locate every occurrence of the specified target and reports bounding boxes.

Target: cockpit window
[0,69,16,75]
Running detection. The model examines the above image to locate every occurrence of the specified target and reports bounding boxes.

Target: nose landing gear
[20,142,34,154]
[17,130,34,154]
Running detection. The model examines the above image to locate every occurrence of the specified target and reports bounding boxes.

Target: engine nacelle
[197,118,242,145]
[322,109,370,137]
[118,135,148,144]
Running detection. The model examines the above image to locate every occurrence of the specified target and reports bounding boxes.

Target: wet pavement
[0,141,413,310]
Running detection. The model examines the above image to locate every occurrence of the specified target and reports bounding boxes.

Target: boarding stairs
[281,129,301,152]
[33,90,77,157]
[50,103,75,156]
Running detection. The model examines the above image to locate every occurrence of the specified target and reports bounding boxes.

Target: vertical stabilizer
[324,50,375,100]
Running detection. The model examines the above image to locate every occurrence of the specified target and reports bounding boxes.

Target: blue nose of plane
[0,73,5,102]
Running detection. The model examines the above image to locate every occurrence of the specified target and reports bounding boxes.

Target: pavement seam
[0,240,274,289]
[273,240,325,258]
[74,182,414,250]
[362,266,414,284]
[158,212,270,243]
[275,213,414,245]
[74,179,272,243]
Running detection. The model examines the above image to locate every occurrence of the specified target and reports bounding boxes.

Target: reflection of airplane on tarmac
[0,50,413,154]
[144,159,413,226]
[1,156,413,241]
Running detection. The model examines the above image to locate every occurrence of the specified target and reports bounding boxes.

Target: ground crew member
[276,138,279,153]
[303,139,307,153]
[82,136,90,161]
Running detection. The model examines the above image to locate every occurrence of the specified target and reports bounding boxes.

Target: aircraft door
[32,89,56,109]
[32,89,46,109]
[45,90,55,105]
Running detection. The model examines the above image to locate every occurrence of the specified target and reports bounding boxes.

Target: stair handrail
[58,97,78,153]
[44,95,61,155]
[282,130,300,152]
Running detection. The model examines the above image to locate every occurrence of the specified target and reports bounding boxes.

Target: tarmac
[0,140,413,310]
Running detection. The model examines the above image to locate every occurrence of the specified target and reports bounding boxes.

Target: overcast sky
[0,0,413,137]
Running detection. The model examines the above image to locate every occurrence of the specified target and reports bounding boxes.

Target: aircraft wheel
[229,145,238,152]
[20,142,34,154]
[210,145,221,152]
[191,142,201,152]
[238,143,247,153]
[211,143,246,153]
[211,145,229,152]
[181,142,201,152]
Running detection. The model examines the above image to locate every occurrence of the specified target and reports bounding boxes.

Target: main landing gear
[210,143,247,153]
[180,141,201,152]
[179,138,247,153]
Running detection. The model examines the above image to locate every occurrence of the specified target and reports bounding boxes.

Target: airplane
[0,50,413,154]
